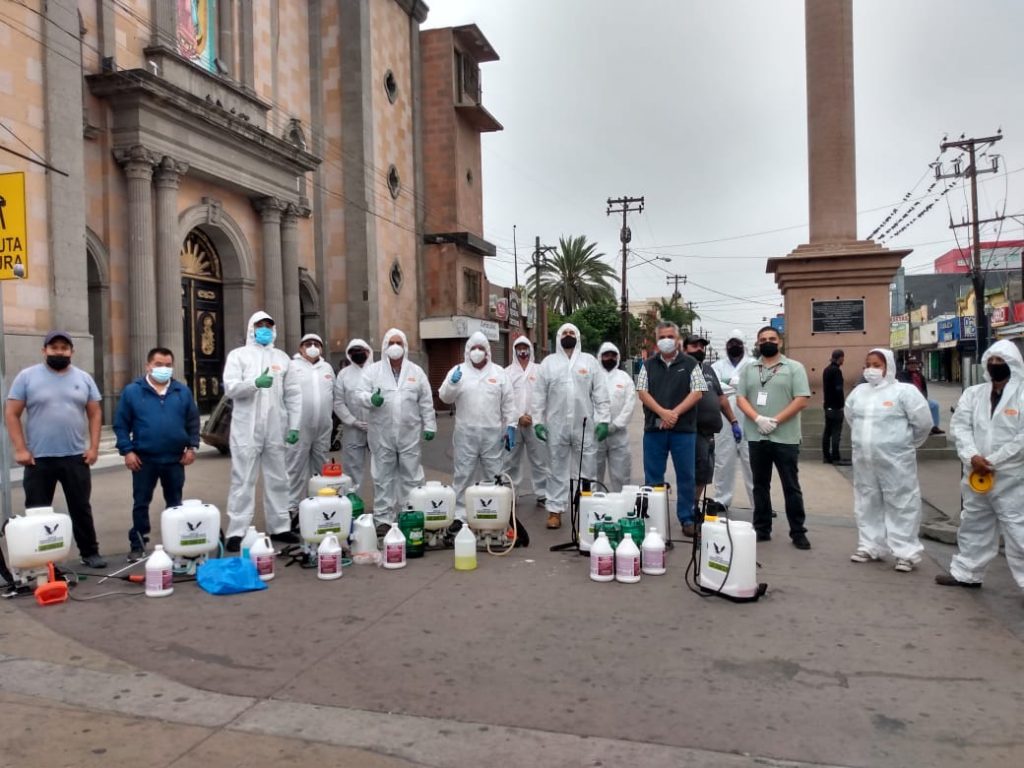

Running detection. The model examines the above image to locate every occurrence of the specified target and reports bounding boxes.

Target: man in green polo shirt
[736,326,812,549]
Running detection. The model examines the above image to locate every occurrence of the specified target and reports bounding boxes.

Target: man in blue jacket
[114,347,200,561]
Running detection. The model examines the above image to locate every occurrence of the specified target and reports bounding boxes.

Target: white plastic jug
[408,481,457,531]
[639,485,670,542]
[240,526,259,559]
[699,518,758,598]
[299,490,353,546]
[578,492,616,553]
[589,531,614,583]
[250,534,276,581]
[161,499,220,559]
[4,507,72,569]
[641,527,667,575]
[382,523,406,569]
[454,524,477,571]
[350,514,379,565]
[145,545,174,597]
[317,533,343,580]
[615,533,641,584]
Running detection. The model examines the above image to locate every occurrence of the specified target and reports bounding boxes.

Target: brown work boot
[546,512,561,529]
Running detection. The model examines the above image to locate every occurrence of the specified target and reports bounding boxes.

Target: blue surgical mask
[254,327,274,346]
[150,366,173,383]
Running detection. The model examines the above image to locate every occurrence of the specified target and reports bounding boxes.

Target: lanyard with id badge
[756,362,782,409]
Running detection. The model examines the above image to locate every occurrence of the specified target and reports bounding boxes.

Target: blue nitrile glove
[731,422,743,443]
[285,429,300,445]
[505,426,516,451]
[450,366,462,383]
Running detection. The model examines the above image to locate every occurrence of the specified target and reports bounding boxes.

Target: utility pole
[532,236,556,355]
[607,195,644,355]
[905,291,915,360]
[512,224,519,288]
[935,132,1003,357]
[665,273,687,300]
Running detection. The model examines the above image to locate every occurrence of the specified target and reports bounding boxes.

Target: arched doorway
[181,228,225,413]
[86,230,113,422]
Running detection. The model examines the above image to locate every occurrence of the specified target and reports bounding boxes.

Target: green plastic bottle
[398,507,425,558]
[619,510,645,553]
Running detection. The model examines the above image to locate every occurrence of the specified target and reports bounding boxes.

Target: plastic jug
[615,533,641,584]
[577,491,613,553]
[594,514,621,550]
[640,485,669,541]
[641,527,667,575]
[350,514,379,565]
[382,523,407,569]
[454,524,477,571]
[308,459,353,498]
[145,545,174,597]
[240,526,259,559]
[317,533,343,580]
[619,510,645,552]
[398,507,425,558]
[250,534,276,581]
[589,531,614,583]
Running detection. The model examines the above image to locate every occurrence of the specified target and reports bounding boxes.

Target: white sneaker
[894,559,914,573]
[850,550,874,563]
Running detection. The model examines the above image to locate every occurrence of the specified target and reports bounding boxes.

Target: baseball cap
[43,330,74,347]
[683,333,709,346]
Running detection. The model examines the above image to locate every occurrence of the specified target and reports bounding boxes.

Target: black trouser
[822,408,844,462]
[747,440,806,539]
[22,456,100,558]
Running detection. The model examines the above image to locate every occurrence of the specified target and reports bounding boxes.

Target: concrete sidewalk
[1,408,1022,768]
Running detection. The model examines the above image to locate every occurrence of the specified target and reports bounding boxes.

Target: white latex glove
[355,421,368,432]
[755,415,779,435]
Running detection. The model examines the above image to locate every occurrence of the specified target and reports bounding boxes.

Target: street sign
[0,171,28,280]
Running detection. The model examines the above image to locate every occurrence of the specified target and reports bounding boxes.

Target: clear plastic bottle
[240,525,259,559]
[454,523,477,571]
[641,526,667,575]
[382,523,407,569]
[589,531,614,582]
[317,533,343,581]
[615,533,641,584]
[145,545,174,597]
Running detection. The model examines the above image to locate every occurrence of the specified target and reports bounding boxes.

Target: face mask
[726,343,743,359]
[688,350,706,363]
[469,349,487,364]
[254,327,274,346]
[560,335,577,350]
[150,366,173,383]
[349,350,368,365]
[601,357,618,371]
[46,355,71,371]
[304,344,321,359]
[386,343,404,360]
[863,367,884,385]
[758,341,779,357]
[988,362,1011,383]
[657,338,677,355]
[515,347,530,359]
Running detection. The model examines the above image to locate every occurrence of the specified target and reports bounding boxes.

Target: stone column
[281,205,304,352]
[254,197,287,339]
[115,145,158,374]
[154,156,190,368]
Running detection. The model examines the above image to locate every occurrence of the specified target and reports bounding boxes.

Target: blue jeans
[643,430,696,524]
[928,399,940,429]
[129,460,185,550]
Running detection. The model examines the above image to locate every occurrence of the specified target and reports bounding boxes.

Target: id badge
[756,391,769,407]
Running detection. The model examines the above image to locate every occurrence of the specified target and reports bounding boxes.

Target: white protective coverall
[947,340,1024,588]
[531,323,611,514]
[711,332,754,509]
[503,336,551,499]
[333,338,372,491]
[438,332,517,518]
[844,348,933,561]
[594,342,637,492]
[358,328,437,523]
[223,311,301,538]
[285,334,336,511]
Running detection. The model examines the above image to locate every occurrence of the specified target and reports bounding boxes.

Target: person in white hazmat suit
[532,323,611,529]
[711,330,754,509]
[223,311,302,548]
[595,342,637,492]
[438,332,517,522]
[503,336,551,506]
[843,348,933,572]
[285,333,335,516]
[358,328,437,528]
[937,339,1024,590]
[333,339,373,492]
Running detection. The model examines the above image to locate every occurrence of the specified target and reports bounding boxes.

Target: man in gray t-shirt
[5,331,106,568]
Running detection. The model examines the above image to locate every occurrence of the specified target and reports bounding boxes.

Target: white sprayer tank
[307,469,353,498]
[299,489,353,546]
[161,499,220,559]
[464,482,512,532]
[578,492,618,553]
[639,486,669,541]
[407,481,457,531]
[698,518,758,598]
[4,507,72,569]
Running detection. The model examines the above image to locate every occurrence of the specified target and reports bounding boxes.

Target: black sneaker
[792,534,811,550]
[270,530,301,545]
[81,553,107,569]
[126,549,146,563]
[225,536,242,553]
[756,531,771,542]
[935,573,981,588]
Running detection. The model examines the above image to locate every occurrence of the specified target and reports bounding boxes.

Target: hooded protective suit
[285,333,336,511]
[531,323,611,514]
[503,336,551,500]
[333,338,372,490]
[947,340,1024,588]
[223,311,301,538]
[844,348,933,561]
[711,330,754,509]
[438,332,517,518]
[357,328,437,523]
[595,342,637,492]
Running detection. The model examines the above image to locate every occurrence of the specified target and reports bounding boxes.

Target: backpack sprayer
[549,418,609,554]
[685,491,767,603]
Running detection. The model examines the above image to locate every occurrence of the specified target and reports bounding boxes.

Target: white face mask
[304,344,321,359]
[386,343,405,361]
[469,349,487,364]
[863,367,884,385]
[657,338,677,355]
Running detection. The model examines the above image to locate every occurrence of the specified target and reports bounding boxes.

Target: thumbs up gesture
[450,366,462,384]
[255,367,273,388]
[371,387,384,407]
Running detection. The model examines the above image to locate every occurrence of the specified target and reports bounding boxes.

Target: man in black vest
[636,322,707,538]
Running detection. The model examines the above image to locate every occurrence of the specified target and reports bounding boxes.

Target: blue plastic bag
[197,557,268,595]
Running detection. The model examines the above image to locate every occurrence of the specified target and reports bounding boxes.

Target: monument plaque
[812,299,865,334]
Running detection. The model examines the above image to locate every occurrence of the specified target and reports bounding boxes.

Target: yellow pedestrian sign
[0,171,28,280]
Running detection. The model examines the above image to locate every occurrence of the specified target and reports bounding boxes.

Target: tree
[639,296,700,351]
[527,235,617,315]
[546,301,643,356]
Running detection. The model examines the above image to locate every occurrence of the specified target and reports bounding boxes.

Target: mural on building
[177,0,218,73]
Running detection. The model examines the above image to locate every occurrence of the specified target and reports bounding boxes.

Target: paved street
[1,405,1022,768]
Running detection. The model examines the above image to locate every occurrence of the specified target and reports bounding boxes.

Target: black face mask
[688,350,706,363]
[726,343,743,359]
[515,348,530,359]
[349,350,368,365]
[601,358,618,371]
[560,336,577,350]
[758,342,779,358]
[988,362,1011,383]
[46,355,71,371]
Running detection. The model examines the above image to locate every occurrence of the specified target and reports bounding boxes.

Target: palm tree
[527,235,617,315]
[646,296,699,334]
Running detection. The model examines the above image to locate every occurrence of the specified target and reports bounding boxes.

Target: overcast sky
[422,0,1024,348]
